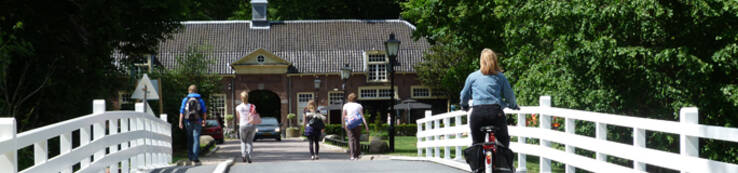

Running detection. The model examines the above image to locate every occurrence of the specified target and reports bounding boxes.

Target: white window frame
[296,92,314,125]
[328,91,344,105]
[411,85,447,99]
[364,51,389,83]
[118,91,132,105]
[210,94,227,119]
[358,86,398,100]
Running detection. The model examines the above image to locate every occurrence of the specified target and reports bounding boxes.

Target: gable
[231,48,291,74]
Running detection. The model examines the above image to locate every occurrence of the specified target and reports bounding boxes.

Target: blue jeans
[184,120,202,161]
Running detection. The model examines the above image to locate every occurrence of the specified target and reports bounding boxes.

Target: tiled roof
[140,20,430,74]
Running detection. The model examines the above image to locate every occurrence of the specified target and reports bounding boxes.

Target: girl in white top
[342,93,369,160]
[236,91,260,163]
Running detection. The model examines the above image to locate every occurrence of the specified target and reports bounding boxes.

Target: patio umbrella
[389,99,432,123]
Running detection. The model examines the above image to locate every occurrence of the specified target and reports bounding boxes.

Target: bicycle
[480,125,498,173]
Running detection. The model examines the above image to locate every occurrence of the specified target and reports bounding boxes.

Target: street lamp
[340,63,352,141]
[312,77,321,125]
[384,33,400,152]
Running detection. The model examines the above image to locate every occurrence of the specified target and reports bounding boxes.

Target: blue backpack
[346,112,363,129]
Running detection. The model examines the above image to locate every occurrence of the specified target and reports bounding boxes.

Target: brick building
[118,0,448,126]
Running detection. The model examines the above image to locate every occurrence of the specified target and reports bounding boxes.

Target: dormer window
[366,52,388,82]
[257,55,265,64]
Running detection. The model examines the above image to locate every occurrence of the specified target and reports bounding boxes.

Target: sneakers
[315,155,319,160]
[247,156,252,163]
[310,156,315,160]
[242,156,247,162]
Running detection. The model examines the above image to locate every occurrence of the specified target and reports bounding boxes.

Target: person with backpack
[342,93,369,160]
[460,48,519,172]
[303,100,325,160]
[179,85,208,163]
[235,91,261,163]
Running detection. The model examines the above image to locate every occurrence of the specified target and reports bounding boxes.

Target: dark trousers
[308,133,321,156]
[346,127,362,158]
[469,104,510,147]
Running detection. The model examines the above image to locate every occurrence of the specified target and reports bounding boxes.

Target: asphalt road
[150,138,466,173]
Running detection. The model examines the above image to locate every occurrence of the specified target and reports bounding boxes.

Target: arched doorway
[248,90,281,122]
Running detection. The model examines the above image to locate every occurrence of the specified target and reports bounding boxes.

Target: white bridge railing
[416,96,738,173]
[0,100,172,173]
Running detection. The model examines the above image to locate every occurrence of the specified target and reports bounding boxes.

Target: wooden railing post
[417,113,423,157]
[633,127,646,171]
[121,117,130,173]
[160,114,168,165]
[539,96,552,172]
[680,107,699,173]
[596,122,607,162]
[109,117,119,172]
[134,103,144,170]
[516,112,527,172]
[60,131,72,173]
[455,112,463,161]
[443,117,450,159]
[92,100,106,164]
[565,116,576,173]
[425,111,432,158]
[433,117,441,158]
[0,118,17,173]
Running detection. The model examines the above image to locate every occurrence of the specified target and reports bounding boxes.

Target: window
[257,55,265,64]
[413,88,431,97]
[367,53,388,82]
[118,91,132,105]
[412,86,446,99]
[358,86,397,100]
[296,92,314,124]
[329,92,344,105]
[210,94,226,119]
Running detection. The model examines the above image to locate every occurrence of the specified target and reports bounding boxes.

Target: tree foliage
[150,45,223,151]
[403,0,738,164]
[0,0,188,131]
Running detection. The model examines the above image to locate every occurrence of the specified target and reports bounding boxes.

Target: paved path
[150,138,466,173]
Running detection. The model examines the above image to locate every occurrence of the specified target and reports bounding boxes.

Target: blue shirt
[180,93,207,115]
[459,70,518,108]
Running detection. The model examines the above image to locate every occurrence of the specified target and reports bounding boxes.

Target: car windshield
[259,117,279,126]
[205,120,219,127]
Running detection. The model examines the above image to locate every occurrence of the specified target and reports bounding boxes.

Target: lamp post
[312,77,321,126]
[384,33,401,152]
[340,63,352,141]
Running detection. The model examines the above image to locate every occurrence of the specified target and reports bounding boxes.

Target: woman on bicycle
[459,48,519,147]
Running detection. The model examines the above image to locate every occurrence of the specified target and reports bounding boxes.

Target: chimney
[251,0,269,28]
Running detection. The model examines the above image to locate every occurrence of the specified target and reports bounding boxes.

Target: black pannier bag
[463,142,515,173]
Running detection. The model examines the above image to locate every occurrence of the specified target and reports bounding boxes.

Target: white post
[454,112,463,161]
[443,117,450,159]
[121,118,130,173]
[539,96,552,173]
[60,132,72,173]
[516,113,527,172]
[596,122,607,162]
[34,139,48,165]
[425,111,432,158]
[680,107,699,173]
[417,114,423,157]
[633,128,646,171]
[0,118,17,173]
[565,117,576,173]
[93,100,105,163]
[80,125,91,169]
[134,103,144,170]
[159,114,168,165]
[433,119,440,158]
[109,119,119,172]
[145,119,152,168]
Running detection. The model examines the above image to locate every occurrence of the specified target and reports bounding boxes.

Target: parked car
[255,117,281,141]
[203,119,224,144]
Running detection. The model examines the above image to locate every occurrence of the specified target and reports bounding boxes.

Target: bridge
[1,96,738,173]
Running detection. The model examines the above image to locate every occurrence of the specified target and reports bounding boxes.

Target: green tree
[0,0,189,131]
[151,44,223,151]
[403,0,738,164]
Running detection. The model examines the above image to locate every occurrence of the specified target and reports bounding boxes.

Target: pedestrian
[178,84,207,164]
[459,48,520,147]
[342,93,369,160]
[303,100,326,160]
[236,91,261,163]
